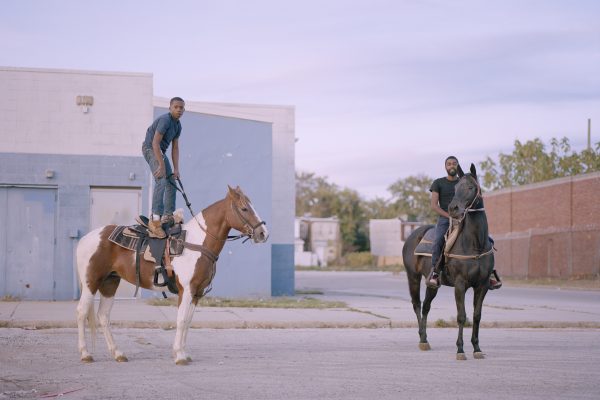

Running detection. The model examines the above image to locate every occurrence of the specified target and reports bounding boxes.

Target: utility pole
[588,118,591,150]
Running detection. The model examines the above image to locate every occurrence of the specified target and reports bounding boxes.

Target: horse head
[448,163,481,219]
[226,185,269,243]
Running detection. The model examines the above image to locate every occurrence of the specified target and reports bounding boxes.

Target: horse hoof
[116,355,128,362]
[81,355,94,363]
[175,358,189,366]
[456,353,467,361]
[473,352,485,359]
[186,356,192,362]
[418,342,431,351]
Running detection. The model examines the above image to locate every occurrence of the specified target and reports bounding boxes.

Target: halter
[168,176,265,243]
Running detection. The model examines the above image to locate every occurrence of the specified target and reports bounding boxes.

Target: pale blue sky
[2,0,599,198]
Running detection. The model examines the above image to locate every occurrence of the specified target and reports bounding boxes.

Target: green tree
[295,171,370,253]
[387,174,436,223]
[479,137,600,190]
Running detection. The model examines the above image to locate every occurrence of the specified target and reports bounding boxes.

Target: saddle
[108,215,187,296]
[413,221,461,257]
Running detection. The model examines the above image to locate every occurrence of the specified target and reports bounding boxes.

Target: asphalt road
[296,271,600,326]
[1,328,599,400]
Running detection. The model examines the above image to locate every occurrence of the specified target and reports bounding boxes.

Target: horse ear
[470,163,477,179]
[228,185,241,199]
[457,164,465,178]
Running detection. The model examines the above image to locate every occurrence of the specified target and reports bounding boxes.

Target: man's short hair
[170,97,185,105]
[445,155,458,163]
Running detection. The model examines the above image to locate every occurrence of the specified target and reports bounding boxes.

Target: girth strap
[133,237,144,297]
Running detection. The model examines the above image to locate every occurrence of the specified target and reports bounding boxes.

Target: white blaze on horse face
[172,213,209,286]
[248,202,269,242]
[76,227,105,289]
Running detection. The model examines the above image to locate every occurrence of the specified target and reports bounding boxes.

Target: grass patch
[147,296,347,309]
[434,317,472,328]
[0,295,21,302]
[502,276,600,290]
[296,264,404,273]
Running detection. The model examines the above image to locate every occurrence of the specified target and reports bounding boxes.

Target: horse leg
[420,286,439,350]
[173,288,195,365]
[454,282,467,360]
[76,289,96,362]
[472,285,488,359]
[407,271,424,347]
[97,294,127,362]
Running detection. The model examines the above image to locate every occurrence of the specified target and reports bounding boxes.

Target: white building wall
[0,66,153,155]
[369,219,403,256]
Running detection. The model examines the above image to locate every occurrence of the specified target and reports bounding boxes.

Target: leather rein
[168,176,265,243]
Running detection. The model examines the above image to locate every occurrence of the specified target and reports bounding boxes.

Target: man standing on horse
[142,97,185,238]
[427,156,502,289]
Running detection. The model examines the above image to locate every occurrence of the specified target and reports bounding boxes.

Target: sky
[2,0,599,198]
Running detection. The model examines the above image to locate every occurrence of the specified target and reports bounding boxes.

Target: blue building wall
[156,107,274,297]
[0,152,148,300]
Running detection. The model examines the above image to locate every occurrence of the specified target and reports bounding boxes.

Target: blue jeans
[142,146,176,216]
[431,216,449,268]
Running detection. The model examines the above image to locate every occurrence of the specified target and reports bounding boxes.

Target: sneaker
[489,278,502,290]
[148,220,166,238]
[426,269,441,289]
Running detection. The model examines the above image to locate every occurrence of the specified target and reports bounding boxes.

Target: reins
[446,175,495,260]
[167,175,260,243]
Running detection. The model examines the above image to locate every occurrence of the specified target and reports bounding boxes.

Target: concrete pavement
[1,271,599,329]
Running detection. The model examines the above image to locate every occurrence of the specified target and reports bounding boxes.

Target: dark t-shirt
[142,113,182,153]
[430,177,459,212]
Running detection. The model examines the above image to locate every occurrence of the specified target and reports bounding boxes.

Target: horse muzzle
[252,224,269,243]
[448,203,463,219]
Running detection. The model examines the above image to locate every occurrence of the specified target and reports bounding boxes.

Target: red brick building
[484,171,600,278]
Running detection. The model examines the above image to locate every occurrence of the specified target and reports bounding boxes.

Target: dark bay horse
[402,164,495,360]
[76,186,268,365]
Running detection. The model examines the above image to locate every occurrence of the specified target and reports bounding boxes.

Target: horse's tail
[87,299,96,351]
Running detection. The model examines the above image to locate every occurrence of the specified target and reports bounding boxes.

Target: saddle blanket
[414,227,435,256]
[414,222,461,257]
[108,225,187,257]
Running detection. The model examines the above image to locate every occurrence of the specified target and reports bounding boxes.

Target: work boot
[426,268,441,289]
[489,270,502,290]
[148,220,166,239]
[161,214,175,227]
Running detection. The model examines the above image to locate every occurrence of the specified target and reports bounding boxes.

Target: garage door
[0,187,57,300]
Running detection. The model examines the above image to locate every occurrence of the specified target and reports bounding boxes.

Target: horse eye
[241,207,248,212]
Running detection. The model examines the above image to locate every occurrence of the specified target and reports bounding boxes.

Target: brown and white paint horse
[76,186,268,365]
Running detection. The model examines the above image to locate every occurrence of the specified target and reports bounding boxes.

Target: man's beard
[447,168,457,177]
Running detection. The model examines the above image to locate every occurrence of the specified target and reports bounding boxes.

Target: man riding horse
[427,156,502,289]
[142,97,185,238]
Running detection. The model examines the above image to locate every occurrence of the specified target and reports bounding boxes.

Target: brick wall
[485,172,600,278]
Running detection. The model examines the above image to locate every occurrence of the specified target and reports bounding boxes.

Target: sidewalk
[0,299,397,330]
[1,283,599,330]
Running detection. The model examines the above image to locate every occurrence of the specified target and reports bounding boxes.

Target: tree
[295,171,370,253]
[479,137,600,190]
[387,174,436,223]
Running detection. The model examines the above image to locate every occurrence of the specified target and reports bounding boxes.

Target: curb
[2,320,600,330]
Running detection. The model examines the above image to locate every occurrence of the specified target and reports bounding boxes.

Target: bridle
[446,173,495,260]
[453,174,484,224]
[168,176,265,243]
